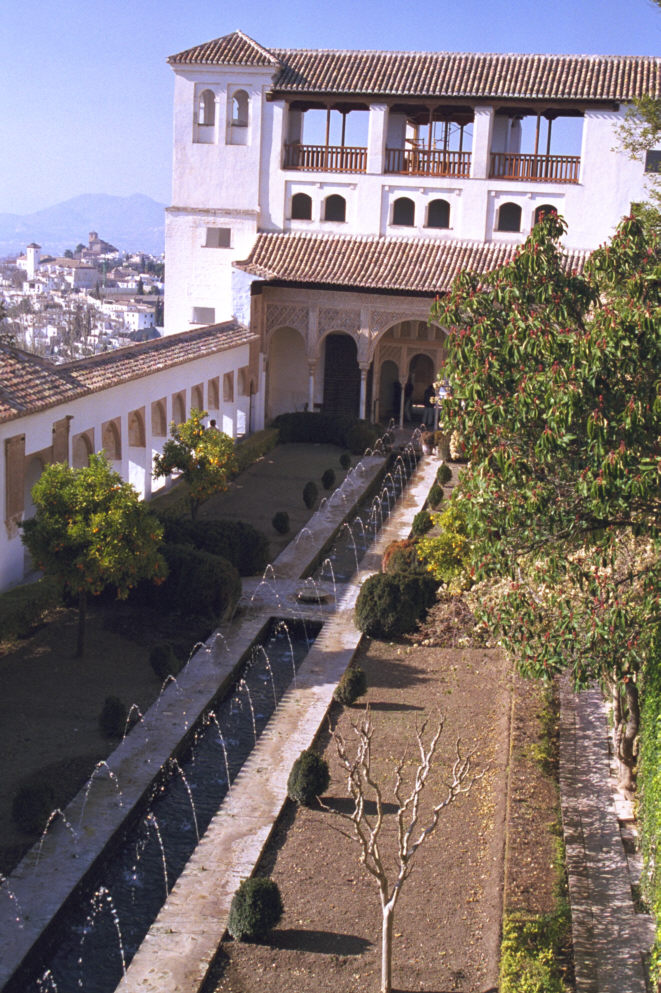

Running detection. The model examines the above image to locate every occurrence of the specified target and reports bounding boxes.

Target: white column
[399,378,406,428]
[367,103,388,174]
[359,363,369,420]
[308,361,316,412]
[470,105,495,179]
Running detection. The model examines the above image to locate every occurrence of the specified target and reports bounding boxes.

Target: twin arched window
[324,194,346,222]
[426,199,450,229]
[292,193,312,220]
[231,90,249,127]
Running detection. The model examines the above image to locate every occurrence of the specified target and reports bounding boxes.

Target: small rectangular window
[192,307,215,324]
[645,150,661,174]
[205,227,231,248]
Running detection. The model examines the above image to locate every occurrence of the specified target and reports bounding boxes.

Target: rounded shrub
[355,573,437,639]
[302,481,318,509]
[339,452,351,470]
[411,510,434,537]
[334,666,367,706]
[99,695,127,738]
[271,511,290,535]
[161,544,241,619]
[346,420,381,455]
[12,781,55,834]
[436,463,452,486]
[149,642,182,682]
[321,468,336,491]
[427,483,444,509]
[192,520,269,577]
[287,749,330,807]
[382,539,424,576]
[227,877,284,942]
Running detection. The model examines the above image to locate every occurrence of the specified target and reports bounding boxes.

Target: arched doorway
[377,359,400,423]
[322,333,360,416]
[268,326,307,418]
[408,353,435,422]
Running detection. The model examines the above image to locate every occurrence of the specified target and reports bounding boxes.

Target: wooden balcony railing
[385,147,471,178]
[490,152,580,184]
[284,143,367,174]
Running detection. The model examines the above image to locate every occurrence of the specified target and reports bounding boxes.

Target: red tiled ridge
[0,322,256,424]
[168,31,661,102]
[234,232,589,294]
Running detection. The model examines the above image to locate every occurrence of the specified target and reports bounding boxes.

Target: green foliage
[382,539,424,576]
[345,420,381,455]
[227,877,284,941]
[160,544,241,619]
[271,511,290,535]
[160,518,269,576]
[339,452,352,470]
[0,577,61,641]
[416,500,471,590]
[411,510,434,538]
[334,665,368,705]
[12,781,55,834]
[287,749,330,806]
[98,695,127,738]
[355,573,436,638]
[302,481,318,509]
[153,409,237,520]
[234,428,279,474]
[321,468,336,490]
[149,642,183,682]
[638,656,661,979]
[431,211,661,690]
[436,463,452,486]
[427,482,444,509]
[21,453,166,656]
[500,910,572,993]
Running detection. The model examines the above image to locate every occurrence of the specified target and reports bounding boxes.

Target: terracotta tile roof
[168,30,279,67]
[169,32,661,102]
[0,322,256,424]
[234,231,589,294]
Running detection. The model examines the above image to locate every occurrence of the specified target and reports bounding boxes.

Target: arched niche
[151,398,167,437]
[72,431,94,469]
[101,419,121,461]
[172,392,186,426]
[268,326,308,419]
[128,408,146,448]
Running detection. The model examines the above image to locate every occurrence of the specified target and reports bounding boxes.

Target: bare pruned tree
[325,707,481,993]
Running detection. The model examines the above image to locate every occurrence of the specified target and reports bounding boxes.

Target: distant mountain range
[0,194,165,258]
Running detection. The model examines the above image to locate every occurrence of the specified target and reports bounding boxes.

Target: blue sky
[1,0,659,215]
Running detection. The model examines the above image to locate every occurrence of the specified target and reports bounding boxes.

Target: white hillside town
[0,29,659,594]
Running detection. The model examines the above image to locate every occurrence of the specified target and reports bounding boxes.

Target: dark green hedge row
[0,576,62,641]
[638,660,661,980]
[160,518,269,576]
[234,428,279,474]
[270,412,381,454]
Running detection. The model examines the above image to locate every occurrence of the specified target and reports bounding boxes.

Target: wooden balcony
[385,147,471,178]
[490,152,580,184]
[284,143,367,174]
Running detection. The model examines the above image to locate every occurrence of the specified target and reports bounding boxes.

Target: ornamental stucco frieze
[265,304,309,337]
[318,307,360,335]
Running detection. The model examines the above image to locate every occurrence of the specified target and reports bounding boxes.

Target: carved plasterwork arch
[265,304,308,339]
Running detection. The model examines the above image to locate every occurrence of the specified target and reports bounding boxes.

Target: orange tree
[152,408,237,520]
[21,453,166,657]
[432,212,661,793]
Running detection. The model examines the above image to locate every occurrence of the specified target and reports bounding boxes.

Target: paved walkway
[559,679,655,992]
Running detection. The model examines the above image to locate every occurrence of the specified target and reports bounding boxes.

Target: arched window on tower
[392,197,415,226]
[291,193,312,220]
[228,89,249,145]
[497,202,522,233]
[198,89,215,126]
[324,194,346,222]
[426,199,450,229]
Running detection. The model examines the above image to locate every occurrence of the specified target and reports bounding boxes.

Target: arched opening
[426,198,450,229]
[534,203,557,226]
[229,90,249,145]
[392,197,415,226]
[322,333,360,416]
[101,419,121,461]
[128,409,146,448]
[72,431,94,469]
[151,399,167,437]
[408,353,435,423]
[291,193,312,220]
[208,377,220,410]
[223,372,234,403]
[198,89,215,127]
[378,360,400,423]
[268,326,308,418]
[172,392,186,426]
[497,202,522,232]
[191,384,204,410]
[324,194,346,222]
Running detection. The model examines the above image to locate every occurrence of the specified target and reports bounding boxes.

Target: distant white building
[164,31,660,421]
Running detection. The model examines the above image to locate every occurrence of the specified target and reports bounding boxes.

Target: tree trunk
[76,589,87,658]
[381,900,395,993]
[616,680,640,797]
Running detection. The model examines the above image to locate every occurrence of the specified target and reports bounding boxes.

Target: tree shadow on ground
[269,928,372,955]
[320,796,400,816]
[367,701,425,713]
[360,653,431,690]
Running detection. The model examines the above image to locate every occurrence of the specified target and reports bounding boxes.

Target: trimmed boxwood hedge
[287,749,330,806]
[157,544,241,619]
[355,572,437,638]
[270,412,381,453]
[228,877,283,941]
[160,518,269,576]
[0,576,61,642]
